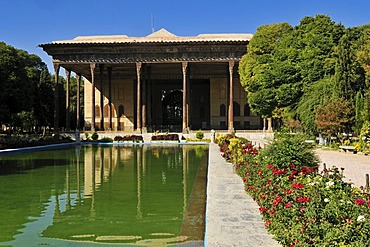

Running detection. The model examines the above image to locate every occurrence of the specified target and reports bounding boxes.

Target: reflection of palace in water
[0,145,208,245]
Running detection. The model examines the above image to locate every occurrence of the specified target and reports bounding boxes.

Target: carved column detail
[228,61,235,132]
[90,63,96,131]
[182,62,188,133]
[65,69,71,131]
[136,62,142,132]
[53,62,60,134]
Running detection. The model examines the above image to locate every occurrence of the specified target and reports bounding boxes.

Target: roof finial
[151,14,155,33]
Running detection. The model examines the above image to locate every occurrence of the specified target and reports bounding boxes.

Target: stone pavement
[204,143,280,247]
[316,149,370,188]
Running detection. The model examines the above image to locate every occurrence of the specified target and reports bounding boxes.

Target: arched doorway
[161,90,182,131]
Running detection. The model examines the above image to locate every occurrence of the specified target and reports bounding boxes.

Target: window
[104,104,109,117]
[95,105,100,118]
[244,104,251,116]
[233,102,240,116]
[220,104,226,117]
[118,105,124,117]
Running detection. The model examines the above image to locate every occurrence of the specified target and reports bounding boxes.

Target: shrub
[114,135,143,142]
[91,132,99,141]
[100,137,113,143]
[196,129,204,140]
[260,131,318,170]
[151,133,179,141]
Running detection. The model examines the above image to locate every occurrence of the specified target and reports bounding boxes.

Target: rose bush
[217,132,370,246]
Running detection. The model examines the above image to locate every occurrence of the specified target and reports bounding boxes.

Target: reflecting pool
[0,144,208,246]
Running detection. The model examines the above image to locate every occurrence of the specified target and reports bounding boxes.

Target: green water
[0,144,208,247]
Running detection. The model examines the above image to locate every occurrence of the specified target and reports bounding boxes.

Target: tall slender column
[182,62,188,133]
[76,74,81,130]
[142,65,147,132]
[107,67,113,130]
[136,62,142,132]
[99,64,104,130]
[53,62,60,134]
[90,63,96,131]
[65,69,71,131]
[228,61,235,132]
[146,67,152,130]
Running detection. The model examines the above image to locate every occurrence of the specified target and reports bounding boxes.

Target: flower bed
[217,132,370,246]
[114,135,143,143]
[151,133,179,142]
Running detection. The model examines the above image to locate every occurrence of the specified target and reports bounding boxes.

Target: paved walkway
[316,149,370,188]
[205,143,280,247]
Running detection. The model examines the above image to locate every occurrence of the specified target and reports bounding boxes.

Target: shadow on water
[0,144,208,246]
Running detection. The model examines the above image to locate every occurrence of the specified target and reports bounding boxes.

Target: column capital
[182,61,188,71]
[229,60,235,73]
[136,62,142,73]
[53,62,60,74]
[90,63,96,71]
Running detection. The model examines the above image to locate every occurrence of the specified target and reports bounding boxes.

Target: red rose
[355,198,365,205]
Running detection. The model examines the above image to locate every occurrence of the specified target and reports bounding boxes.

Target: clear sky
[1,0,369,75]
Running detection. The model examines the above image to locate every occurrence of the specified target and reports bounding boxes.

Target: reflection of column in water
[76,146,82,205]
[109,147,113,177]
[182,147,188,213]
[54,190,61,218]
[142,145,147,176]
[100,147,104,186]
[91,148,96,220]
[136,146,143,219]
[66,167,71,210]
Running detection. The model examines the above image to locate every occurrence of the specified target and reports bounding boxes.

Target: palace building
[39,28,262,133]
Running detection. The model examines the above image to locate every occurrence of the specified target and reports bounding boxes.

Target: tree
[0,42,54,132]
[239,22,292,117]
[315,98,353,138]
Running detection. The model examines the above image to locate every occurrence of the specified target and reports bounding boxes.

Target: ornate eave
[40,29,250,64]
[41,41,248,64]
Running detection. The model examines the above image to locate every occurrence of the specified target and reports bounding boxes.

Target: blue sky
[1,0,369,74]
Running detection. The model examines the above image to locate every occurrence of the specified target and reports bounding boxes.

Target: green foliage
[357,121,370,154]
[238,14,370,133]
[195,129,204,140]
[315,97,353,137]
[100,137,113,143]
[91,132,99,141]
[239,22,292,117]
[260,131,319,170]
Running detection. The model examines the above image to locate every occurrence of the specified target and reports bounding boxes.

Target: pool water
[0,144,208,246]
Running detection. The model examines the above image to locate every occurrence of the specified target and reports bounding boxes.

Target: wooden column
[142,65,147,132]
[107,67,113,130]
[228,61,235,132]
[99,64,104,130]
[182,62,188,133]
[76,74,81,130]
[53,62,60,134]
[90,63,96,131]
[136,62,142,132]
[146,67,152,131]
[65,69,71,131]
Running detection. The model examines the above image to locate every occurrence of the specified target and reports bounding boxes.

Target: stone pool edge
[204,143,280,247]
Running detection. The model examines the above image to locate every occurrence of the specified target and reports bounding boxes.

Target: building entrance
[161,89,182,130]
